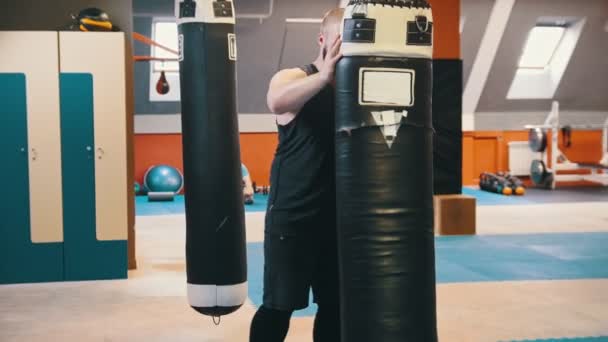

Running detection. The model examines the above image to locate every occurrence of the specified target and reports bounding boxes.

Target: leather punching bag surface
[176,0,247,317]
[335,1,438,341]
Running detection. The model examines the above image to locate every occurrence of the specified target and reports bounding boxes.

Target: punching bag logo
[371,110,408,148]
[227,33,237,61]
[178,34,184,62]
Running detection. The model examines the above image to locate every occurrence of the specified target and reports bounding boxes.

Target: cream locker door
[59,32,128,241]
[0,31,64,244]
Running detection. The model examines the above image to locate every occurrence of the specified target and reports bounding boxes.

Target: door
[59,31,127,280]
[0,32,64,284]
[60,73,127,280]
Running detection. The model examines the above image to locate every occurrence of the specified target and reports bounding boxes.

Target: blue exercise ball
[144,165,184,194]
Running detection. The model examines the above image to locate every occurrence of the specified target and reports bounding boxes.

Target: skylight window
[507,18,585,100]
[518,26,565,69]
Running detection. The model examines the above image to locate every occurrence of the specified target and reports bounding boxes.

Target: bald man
[249,8,344,342]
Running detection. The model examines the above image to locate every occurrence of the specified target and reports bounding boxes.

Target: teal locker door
[0,73,63,284]
[60,73,127,281]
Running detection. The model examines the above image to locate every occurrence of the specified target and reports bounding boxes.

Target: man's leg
[250,305,293,342]
[312,215,341,342]
[253,214,317,341]
[313,299,341,342]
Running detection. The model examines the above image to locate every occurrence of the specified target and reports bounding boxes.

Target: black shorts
[263,209,339,311]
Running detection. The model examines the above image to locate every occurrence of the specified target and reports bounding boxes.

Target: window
[150,20,181,102]
[152,21,179,73]
[507,18,585,100]
[518,26,565,69]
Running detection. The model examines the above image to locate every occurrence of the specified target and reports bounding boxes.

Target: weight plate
[529,128,548,153]
[530,159,547,185]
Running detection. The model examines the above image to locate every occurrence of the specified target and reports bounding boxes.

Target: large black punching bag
[176,0,247,317]
[335,1,438,341]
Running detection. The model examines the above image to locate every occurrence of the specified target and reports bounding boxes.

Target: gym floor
[1,188,607,342]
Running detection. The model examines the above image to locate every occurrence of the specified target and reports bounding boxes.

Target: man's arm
[266,69,325,115]
[266,36,342,116]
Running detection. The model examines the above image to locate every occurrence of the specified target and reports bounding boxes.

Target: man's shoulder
[269,67,308,87]
[274,67,308,78]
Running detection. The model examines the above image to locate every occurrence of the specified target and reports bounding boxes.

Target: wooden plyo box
[434,195,476,236]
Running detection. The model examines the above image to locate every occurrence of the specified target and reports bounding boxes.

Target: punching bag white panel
[59,32,128,241]
[0,31,64,243]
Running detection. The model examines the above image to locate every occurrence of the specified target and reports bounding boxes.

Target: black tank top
[267,64,335,221]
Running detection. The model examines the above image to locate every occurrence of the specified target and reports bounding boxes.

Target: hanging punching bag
[176,0,247,317]
[335,1,437,341]
[156,70,170,95]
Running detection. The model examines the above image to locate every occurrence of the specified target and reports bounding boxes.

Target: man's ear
[318,33,324,46]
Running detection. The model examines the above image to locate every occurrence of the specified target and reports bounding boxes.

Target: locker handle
[20,147,26,153]
[96,147,105,160]
[31,148,38,161]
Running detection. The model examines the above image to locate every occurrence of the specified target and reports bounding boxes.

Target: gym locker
[59,32,128,280]
[0,32,64,284]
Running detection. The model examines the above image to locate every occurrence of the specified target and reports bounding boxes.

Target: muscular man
[249,8,344,342]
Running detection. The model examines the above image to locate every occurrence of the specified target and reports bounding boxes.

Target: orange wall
[429,0,461,59]
[239,133,278,185]
[462,130,604,186]
[135,130,604,188]
[134,133,277,186]
[134,134,183,185]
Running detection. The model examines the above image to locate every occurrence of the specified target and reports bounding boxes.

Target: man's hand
[319,36,343,85]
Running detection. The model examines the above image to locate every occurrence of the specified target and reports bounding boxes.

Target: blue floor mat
[462,187,533,206]
[435,233,608,283]
[136,187,607,215]
[463,186,608,206]
[135,193,269,216]
[247,232,608,317]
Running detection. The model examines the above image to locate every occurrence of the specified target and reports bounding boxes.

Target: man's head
[319,8,345,57]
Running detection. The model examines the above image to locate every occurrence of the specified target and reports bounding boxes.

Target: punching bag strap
[415,15,429,32]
